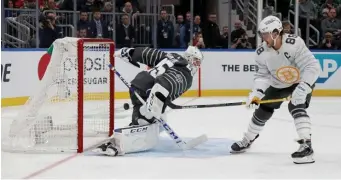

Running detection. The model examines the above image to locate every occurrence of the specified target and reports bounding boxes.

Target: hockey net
[2,37,115,153]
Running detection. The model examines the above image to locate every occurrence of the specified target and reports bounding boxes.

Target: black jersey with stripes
[130,47,193,101]
[131,47,188,68]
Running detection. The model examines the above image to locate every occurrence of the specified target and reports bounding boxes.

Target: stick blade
[182,134,208,150]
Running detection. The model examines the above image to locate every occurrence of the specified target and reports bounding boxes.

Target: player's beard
[266,40,274,48]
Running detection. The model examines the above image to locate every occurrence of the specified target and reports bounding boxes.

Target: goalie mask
[183,46,204,75]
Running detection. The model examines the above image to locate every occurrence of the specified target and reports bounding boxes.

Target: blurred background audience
[2,0,341,50]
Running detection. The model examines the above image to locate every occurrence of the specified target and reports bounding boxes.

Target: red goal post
[77,38,115,153]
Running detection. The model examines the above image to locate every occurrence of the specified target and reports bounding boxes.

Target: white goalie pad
[141,83,169,120]
[112,122,160,155]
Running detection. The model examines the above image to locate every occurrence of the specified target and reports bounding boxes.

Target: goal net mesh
[2,37,114,153]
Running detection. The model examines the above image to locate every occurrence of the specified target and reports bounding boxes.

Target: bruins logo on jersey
[276,66,300,84]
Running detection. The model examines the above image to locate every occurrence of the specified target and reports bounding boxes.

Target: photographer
[318,32,338,49]
[39,13,63,48]
[231,33,252,49]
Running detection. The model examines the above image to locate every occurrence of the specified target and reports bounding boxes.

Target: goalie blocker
[93,46,204,156]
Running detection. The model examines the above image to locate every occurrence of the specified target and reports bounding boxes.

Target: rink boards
[1,49,341,107]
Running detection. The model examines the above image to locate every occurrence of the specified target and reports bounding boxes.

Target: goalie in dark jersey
[93,46,203,156]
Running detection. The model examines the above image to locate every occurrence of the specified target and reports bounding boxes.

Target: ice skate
[230,134,259,153]
[92,142,118,156]
[291,139,315,164]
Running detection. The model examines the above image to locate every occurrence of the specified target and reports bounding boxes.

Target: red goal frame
[77,38,115,153]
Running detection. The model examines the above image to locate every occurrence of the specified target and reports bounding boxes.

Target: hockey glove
[246,89,265,109]
[291,82,312,106]
[115,47,140,68]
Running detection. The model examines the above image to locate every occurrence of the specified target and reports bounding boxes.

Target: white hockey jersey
[253,34,321,91]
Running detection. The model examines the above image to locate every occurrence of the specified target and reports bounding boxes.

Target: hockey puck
[123,103,130,110]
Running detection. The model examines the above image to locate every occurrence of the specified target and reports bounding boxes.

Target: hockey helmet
[258,15,283,35]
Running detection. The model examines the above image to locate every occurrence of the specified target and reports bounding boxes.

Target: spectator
[5,1,19,17]
[121,2,139,26]
[315,8,330,31]
[192,32,205,48]
[321,8,330,19]
[337,4,341,18]
[231,33,252,49]
[78,28,88,38]
[184,12,192,46]
[7,0,14,8]
[122,1,138,14]
[39,13,63,48]
[100,2,113,23]
[81,0,97,12]
[193,15,202,35]
[321,8,341,35]
[282,21,293,34]
[89,10,109,38]
[174,15,187,48]
[103,2,113,12]
[117,0,140,12]
[42,0,58,10]
[221,26,229,48]
[77,11,91,31]
[321,0,337,10]
[203,13,221,48]
[185,12,192,22]
[231,20,246,43]
[116,14,135,48]
[15,0,44,9]
[60,0,83,11]
[157,9,174,48]
[318,32,338,49]
[299,0,318,19]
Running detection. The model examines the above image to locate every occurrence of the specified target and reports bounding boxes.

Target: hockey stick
[108,64,208,150]
[166,97,291,109]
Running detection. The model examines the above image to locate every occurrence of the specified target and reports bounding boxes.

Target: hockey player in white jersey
[230,16,321,164]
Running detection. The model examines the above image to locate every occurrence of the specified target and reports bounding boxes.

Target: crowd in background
[3,0,341,50]
[288,0,341,49]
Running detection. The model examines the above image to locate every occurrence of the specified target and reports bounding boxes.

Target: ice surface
[2,97,341,179]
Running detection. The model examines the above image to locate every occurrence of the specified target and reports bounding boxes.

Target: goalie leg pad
[131,105,154,125]
[130,71,156,106]
[140,83,169,120]
[113,123,160,154]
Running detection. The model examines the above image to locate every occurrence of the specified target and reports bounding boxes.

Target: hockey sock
[289,103,311,140]
[246,107,273,140]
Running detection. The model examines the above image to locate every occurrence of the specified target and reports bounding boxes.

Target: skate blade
[230,149,247,154]
[293,154,315,164]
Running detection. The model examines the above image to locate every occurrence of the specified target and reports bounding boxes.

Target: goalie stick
[108,64,208,150]
[166,97,291,109]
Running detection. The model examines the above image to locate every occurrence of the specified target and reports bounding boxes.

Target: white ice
[2,97,341,179]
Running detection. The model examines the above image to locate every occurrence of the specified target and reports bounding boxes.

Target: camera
[241,38,246,43]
